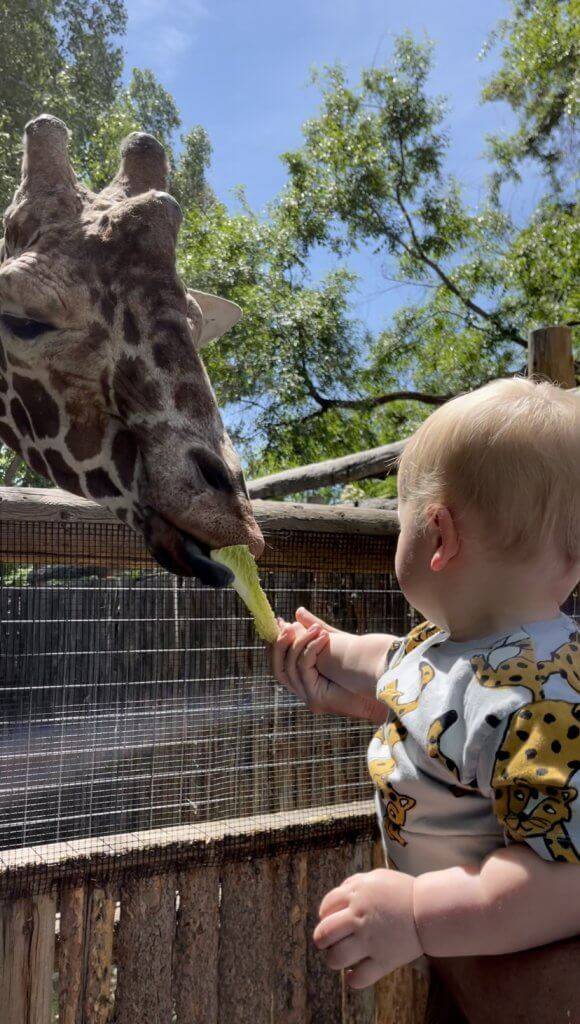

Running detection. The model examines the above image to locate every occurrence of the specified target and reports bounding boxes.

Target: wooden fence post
[528,325,575,387]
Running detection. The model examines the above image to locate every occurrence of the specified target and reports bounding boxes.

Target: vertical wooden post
[528,325,575,387]
[174,865,220,1024]
[59,886,87,1024]
[0,895,56,1024]
[115,874,176,1024]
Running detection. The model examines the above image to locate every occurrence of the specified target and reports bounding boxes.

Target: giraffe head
[0,115,264,585]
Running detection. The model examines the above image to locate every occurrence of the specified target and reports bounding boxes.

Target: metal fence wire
[0,517,416,894]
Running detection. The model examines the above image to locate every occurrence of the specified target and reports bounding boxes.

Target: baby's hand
[313,869,422,988]
[271,618,332,713]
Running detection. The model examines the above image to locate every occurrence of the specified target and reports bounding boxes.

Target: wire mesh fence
[0,512,412,894]
[1,506,577,898]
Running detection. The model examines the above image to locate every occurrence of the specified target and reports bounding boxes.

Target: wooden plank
[0,486,399,536]
[83,885,115,1024]
[271,851,308,1024]
[372,842,428,1024]
[173,865,219,1024]
[58,886,86,1024]
[343,840,375,1024]
[0,492,398,572]
[307,842,354,1024]
[0,800,376,899]
[0,894,56,1024]
[528,325,575,387]
[218,858,273,1024]
[114,873,176,1024]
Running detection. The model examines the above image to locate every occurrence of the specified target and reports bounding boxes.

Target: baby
[272,378,580,998]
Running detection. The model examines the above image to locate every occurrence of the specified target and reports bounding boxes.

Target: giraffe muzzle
[142,508,234,587]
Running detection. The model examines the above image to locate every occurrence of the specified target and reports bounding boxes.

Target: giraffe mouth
[141,509,234,587]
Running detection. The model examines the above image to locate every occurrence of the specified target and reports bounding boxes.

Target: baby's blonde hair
[398,378,580,561]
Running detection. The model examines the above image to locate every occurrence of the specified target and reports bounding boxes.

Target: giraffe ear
[186,290,242,347]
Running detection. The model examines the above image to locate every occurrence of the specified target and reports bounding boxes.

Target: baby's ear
[428,505,460,572]
[186,289,242,347]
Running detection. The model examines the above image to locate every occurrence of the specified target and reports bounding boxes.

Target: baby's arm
[272,608,398,722]
[294,608,397,697]
[414,843,580,957]
[314,846,580,989]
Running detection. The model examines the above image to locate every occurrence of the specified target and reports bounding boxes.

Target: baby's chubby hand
[313,869,422,989]
[271,608,332,713]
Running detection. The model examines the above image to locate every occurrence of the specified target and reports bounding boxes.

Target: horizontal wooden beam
[0,486,399,573]
[0,486,398,537]
[247,438,407,499]
[0,800,376,898]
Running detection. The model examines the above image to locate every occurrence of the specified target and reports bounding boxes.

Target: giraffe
[0,115,263,585]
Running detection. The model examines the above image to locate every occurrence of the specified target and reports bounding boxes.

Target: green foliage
[483,0,579,193]
[0,0,126,209]
[172,126,215,210]
[0,1,577,498]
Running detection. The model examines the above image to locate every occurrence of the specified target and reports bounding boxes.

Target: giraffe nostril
[190,447,235,495]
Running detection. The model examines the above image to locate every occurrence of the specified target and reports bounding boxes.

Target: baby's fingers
[270,623,298,686]
[285,625,324,688]
[301,630,329,670]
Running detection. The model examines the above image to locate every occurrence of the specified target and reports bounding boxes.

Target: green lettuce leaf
[210,544,279,643]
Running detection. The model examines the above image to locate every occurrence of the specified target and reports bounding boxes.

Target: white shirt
[368,614,580,875]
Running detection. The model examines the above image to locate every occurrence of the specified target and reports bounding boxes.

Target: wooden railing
[0,805,429,1024]
[0,492,435,1023]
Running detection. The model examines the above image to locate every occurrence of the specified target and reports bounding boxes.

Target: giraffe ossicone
[0,114,263,585]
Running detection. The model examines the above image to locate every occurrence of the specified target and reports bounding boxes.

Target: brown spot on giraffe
[112,429,138,489]
[85,468,122,500]
[173,380,214,415]
[123,308,141,346]
[113,355,163,419]
[43,449,84,496]
[12,375,60,438]
[10,396,34,438]
[152,320,192,370]
[100,291,116,325]
[27,446,49,478]
[65,420,107,462]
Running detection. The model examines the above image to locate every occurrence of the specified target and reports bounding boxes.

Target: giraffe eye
[0,313,54,339]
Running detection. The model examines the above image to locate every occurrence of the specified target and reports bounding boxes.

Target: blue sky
[121,0,541,336]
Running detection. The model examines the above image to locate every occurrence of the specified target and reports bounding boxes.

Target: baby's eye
[0,313,54,339]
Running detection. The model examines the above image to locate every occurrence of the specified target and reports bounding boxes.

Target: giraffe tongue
[142,509,234,587]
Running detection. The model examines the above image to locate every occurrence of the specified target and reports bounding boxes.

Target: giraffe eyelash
[0,313,54,340]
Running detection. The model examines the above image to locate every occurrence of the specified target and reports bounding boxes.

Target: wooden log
[0,894,56,1024]
[218,858,273,1024]
[0,486,399,536]
[270,851,309,1024]
[372,842,429,1024]
[173,865,220,1024]
[528,325,575,387]
[306,842,354,1024]
[0,488,399,572]
[248,441,407,499]
[0,799,376,899]
[83,885,116,1024]
[114,873,176,1024]
[58,886,87,1024]
[342,840,374,1024]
